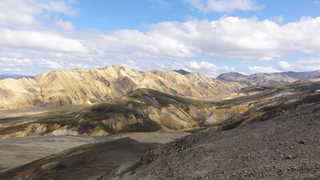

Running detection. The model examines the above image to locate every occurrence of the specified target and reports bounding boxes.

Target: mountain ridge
[0,74,26,80]
[217,70,320,85]
[0,65,241,110]
[0,88,235,138]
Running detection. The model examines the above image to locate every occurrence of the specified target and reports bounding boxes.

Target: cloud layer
[88,17,320,62]
[1,0,320,76]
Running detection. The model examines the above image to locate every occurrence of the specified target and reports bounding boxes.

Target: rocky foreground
[122,97,320,179]
[1,79,320,179]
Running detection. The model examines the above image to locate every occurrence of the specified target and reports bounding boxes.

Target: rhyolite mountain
[217,70,320,85]
[0,88,231,138]
[0,65,242,110]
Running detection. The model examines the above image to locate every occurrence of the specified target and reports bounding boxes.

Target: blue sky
[70,0,320,30]
[1,0,320,76]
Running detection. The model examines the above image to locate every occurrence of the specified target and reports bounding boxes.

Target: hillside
[0,88,244,138]
[114,80,320,180]
[0,65,241,110]
[4,77,319,139]
[217,70,320,86]
[2,79,320,179]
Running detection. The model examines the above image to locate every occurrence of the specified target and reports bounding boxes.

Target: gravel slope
[117,103,320,180]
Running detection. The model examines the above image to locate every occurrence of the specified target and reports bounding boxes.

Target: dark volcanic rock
[117,99,320,179]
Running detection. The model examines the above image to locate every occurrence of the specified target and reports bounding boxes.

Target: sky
[1,0,320,77]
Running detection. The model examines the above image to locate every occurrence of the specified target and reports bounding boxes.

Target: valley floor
[0,132,189,174]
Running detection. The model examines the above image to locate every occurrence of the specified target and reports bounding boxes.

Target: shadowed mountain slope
[0,88,235,138]
[0,138,157,180]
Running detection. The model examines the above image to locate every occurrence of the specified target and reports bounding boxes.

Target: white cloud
[0,29,86,53]
[116,59,234,77]
[277,61,292,71]
[85,16,320,62]
[248,66,279,73]
[186,0,261,12]
[2,0,320,76]
[184,61,234,76]
[46,1,75,16]
[96,29,196,59]
[0,0,74,27]
[0,0,39,27]
[45,60,63,69]
[4,16,320,75]
[185,61,217,69]
[293,58,320,71]
[297,58,320,64]
[81,17,285,61]
[55,19,74,31]
[273,16,284,24]
[300,65,320,71]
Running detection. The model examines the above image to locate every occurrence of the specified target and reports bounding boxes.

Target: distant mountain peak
[218,72,246,78]
[217,70,320,86]
[0,74,26,80]
[174,69,191,75]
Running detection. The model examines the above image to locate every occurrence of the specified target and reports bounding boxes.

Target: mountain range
[2,66,320,110]
[2,74,320,179]
[0,74,26,80]
[1,66,320,179]
[0,66,241,110]
[217,70,320,86]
